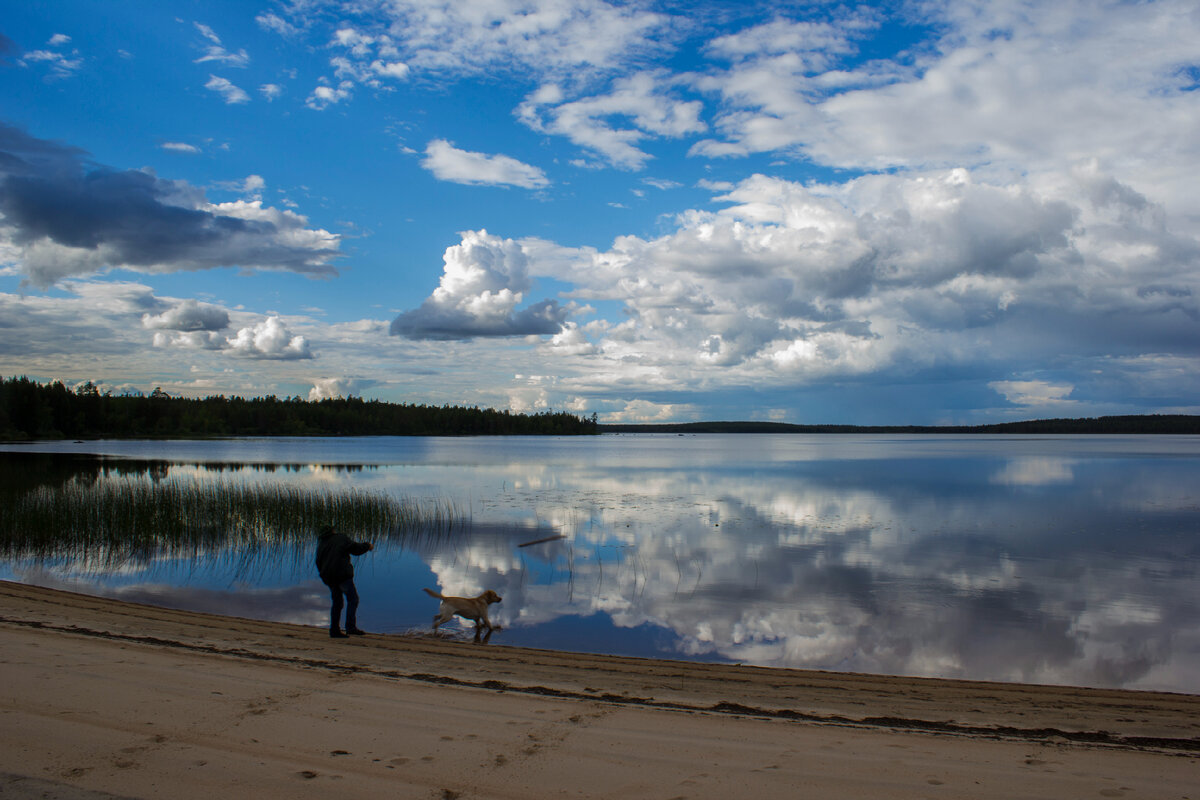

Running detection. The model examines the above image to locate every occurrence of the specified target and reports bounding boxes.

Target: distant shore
[2,581,1197,799]
[602,414,1200,434]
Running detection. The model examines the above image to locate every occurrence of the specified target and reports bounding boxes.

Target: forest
[5,376,1196,440]
[0,376,599,439]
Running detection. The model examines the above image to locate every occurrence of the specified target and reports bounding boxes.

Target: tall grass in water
[0,476,462,575]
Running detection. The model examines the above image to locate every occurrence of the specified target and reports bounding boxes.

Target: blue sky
[2,0,1198,424]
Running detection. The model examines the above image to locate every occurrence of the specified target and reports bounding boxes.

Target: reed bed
[0,476,463,572]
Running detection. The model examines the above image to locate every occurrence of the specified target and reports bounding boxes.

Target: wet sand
[1,580,1197,799]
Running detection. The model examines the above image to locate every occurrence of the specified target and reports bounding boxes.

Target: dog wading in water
[315,525,373,638]
[423,588,502,639]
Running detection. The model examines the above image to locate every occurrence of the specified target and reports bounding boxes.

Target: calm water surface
[2,434,1198,694]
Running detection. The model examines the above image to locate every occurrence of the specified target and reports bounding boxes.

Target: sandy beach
[1,581,1197,799]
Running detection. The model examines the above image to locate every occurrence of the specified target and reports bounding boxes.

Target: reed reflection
[0,452,463,580]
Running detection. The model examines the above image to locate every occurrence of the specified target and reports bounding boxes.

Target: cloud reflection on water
[2,436,1198,693]
[402,440,1200,693]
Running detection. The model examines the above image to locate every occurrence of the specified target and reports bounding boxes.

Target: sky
[2,0,1199,425]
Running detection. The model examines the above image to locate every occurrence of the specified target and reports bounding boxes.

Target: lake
[2,434,1198,694]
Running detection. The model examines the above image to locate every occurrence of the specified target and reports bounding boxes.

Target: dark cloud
[142,299,230,332]
[0,121,342,287]
[390,297,569,340]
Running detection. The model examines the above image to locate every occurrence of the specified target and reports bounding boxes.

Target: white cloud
[421,140,549,189]
[204,75,250,104]
[256,12,300,38]
[604,399,697,423]
[391,229,568,339]
[160,142,199,153]
[518,72,705,170]
[372,60,410,79]
[19,48,82,78]
[642,178,681,190]
[473,161,1200,405]
[259,83,283,101]
[323,27,410,89]
[691,0,1200,228]
[214,174,266,199]
[706,18,859,66]
[47,34,71,47]
[151,330,226,351]
[226,316,313,360]
[989,380,1075,407]
[308,376,369,400]
[306,81,353,110]
[544,322,596,356]
[337,0,669,78]
[193,22,249,67]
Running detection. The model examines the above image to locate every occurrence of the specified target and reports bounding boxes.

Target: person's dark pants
[327,578,359,632]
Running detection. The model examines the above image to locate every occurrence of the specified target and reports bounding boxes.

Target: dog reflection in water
[423,588,502,643]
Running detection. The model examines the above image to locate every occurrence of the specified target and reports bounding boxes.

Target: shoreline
[3,581,1198,798]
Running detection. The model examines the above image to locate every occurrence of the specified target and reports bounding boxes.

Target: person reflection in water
[315,525,373,638]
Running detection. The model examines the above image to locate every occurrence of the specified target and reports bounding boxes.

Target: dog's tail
[422,587,444,599]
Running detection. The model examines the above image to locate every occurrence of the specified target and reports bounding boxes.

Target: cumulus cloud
[137,299,311,360]
[0,122,342,287]
[150,330,226,351]
[160,142,200,154]
[421,140,549,189]
[390,229,568,340]
[225,316,313,360]
[306,81,353,109]
[477,159,1200,418]
[308,376,370,401]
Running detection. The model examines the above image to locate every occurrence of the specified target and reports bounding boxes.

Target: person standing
[314,525,373,638]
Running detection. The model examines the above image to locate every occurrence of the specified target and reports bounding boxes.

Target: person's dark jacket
[315,529,371,586]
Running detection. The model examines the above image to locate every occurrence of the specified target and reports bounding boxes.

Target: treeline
[602,416,1200,434]
[0,376,598,439]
